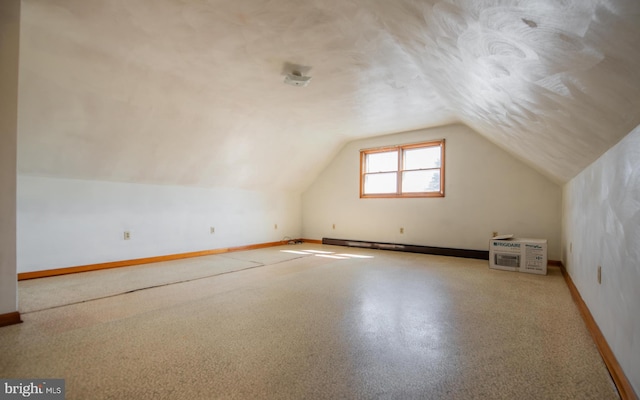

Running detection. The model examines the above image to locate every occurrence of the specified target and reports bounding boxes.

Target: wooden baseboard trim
[0,311,22,328]
[547,259,563,267]
[18,240,292,281]
[301,238,323,244]
[560,264,638,400]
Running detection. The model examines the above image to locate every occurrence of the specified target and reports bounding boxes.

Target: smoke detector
[284,71,311,87]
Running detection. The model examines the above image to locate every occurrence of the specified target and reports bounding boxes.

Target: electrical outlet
[124,231,131,240]
[597,265,602,284]
[400,227,404,234]
[332,224,335,230]
[274,224,278,230]
[210,227,215,234]
[492,231,498,238]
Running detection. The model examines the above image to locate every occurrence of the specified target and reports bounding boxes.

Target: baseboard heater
[322,238,489,260]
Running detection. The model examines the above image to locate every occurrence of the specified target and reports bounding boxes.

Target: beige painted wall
[17,176,302,273]
[562,124,640,395]
[302,124,562,259]
[0,0,20,314]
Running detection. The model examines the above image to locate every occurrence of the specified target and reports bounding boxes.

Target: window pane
[364,173,397,194]
[366,151,398,173]
[404,146,441,170]
[402,170,440,193]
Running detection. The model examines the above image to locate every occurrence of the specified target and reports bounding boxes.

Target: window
[360,139,445,198]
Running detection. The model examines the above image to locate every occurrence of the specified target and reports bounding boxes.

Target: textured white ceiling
[17,0,640,191]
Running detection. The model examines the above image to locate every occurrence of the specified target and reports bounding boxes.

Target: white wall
[17,176,301,273]
[562,124,640,394]
[302,124,562,259]
[0,0,20,315]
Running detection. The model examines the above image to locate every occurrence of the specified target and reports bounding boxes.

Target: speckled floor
[1,245,619,399]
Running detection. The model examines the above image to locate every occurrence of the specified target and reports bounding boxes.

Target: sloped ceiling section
[17,0,640,191]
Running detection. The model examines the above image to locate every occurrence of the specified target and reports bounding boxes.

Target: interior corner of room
[1,0,639,398]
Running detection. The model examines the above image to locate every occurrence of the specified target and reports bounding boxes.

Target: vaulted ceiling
[17,0,640,192]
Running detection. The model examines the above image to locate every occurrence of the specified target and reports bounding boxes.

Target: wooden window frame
[359,139,445,198]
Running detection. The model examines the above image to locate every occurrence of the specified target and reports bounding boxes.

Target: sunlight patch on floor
[280,249,375,260]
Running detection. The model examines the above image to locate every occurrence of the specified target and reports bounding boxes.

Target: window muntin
[360,140,445,198]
